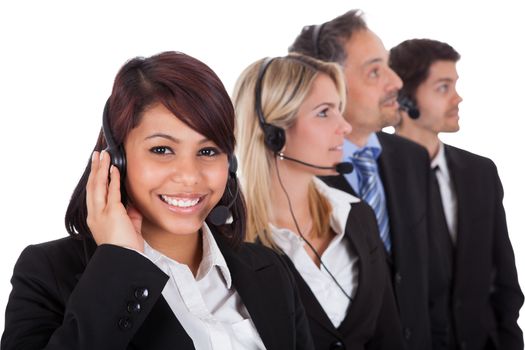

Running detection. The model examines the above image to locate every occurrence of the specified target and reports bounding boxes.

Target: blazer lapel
[444,145,475,284]
[337,202,382,336]
[376,136,401,267]
[319,174,358,196]
[216,236,294,350]
[283,255,341,338]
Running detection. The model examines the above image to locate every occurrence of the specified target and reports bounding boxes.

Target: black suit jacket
[1,234,314,349]
[284,201,404,350]
[432,145,523,350]
[321,132,438,350]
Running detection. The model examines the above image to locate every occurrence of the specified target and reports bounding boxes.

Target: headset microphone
[207,156,239,226]
[277,152,353,174]
[398,96,420,119]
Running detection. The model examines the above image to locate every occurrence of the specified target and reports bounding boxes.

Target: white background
[1,0,524,332]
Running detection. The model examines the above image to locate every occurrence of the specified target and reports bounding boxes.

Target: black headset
[311,23,325,58]
[255,57,287,153]
[398,95,420,119]
[102,98,127,179]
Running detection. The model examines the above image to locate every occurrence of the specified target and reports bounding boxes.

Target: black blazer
[321,132,438,350]
[1,234,314,350]
[284,200,404,350]
[433,145,523,350]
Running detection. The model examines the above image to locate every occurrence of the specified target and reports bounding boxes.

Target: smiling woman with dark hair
[1,51,314,350]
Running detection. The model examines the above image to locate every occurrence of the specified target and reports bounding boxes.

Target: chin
[443,123,460,133]
[164,220,206,236]
[381,111,401,128]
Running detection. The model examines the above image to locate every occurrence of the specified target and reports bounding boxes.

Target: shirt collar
[431,142,450,180]
[143,223,232,289]
[343,133,383,161]
[271,178,361,251]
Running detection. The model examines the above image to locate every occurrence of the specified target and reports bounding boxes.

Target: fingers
[86,150,111,214]
[107,165,122,205]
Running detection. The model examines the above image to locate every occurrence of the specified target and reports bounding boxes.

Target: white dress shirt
[272,178,361,328]
[431,142,458,245]
[143,224,266,350]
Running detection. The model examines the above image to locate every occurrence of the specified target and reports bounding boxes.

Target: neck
[142,225,203,276]
[346,130,372,148]
[270,158,313,235]
[396,123,441,160]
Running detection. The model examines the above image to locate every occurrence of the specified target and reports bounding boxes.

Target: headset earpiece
[207,154,239,226]
[228,155,238,176]
[261,123,286,153]
[102,99,127,180]
[255,57,287,154]
[398,95,421,119]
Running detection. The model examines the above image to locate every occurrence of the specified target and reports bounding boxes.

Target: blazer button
[118,316,133,330]
[395,272,402,284]
[460,341,467,349]
[134,287,149,300]
[127,301,141,313]
[329,341,345,350]
[404,327,411,340]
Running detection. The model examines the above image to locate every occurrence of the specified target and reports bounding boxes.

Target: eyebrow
[144,133,210,144]
[362,57,383,67]
[313,102,339,110]
[432,77,457,84]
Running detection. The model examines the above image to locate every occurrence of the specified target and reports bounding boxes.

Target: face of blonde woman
[283,73,351,176]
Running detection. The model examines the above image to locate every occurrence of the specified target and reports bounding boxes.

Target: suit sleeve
[490,167,524,349]
[1,244,169,350]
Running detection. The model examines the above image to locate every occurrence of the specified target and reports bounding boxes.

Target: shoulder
[445,144,496,170]
[234,241,287,267]
[16,236,87,268]
[378,132,428,157]
[12,236,91,286]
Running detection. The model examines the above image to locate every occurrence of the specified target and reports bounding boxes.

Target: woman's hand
[86,151,144,253]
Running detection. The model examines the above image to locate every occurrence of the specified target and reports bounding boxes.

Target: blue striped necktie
[351,147,391,253]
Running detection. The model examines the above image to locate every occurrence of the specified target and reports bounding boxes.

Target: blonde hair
[232,54,346,249]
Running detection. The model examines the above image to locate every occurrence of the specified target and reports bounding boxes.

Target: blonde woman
[233,54,403,349]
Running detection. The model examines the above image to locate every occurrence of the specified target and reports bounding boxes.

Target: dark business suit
[431,144,523,350]
[1,234,314,350]
[321,131,438,350]
[284,200,404,350]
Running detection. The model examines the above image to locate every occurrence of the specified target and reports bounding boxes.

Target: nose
[336,110,352,135]
[455,90,463,105]
[386,66,403,91]
[171,157,201,186]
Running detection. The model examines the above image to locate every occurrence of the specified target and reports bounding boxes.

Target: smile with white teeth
[160,195,201,208]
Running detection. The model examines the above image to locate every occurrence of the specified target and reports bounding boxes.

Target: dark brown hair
[389,39,460,102]
[288,9,367,65]
[65,51,246,247]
